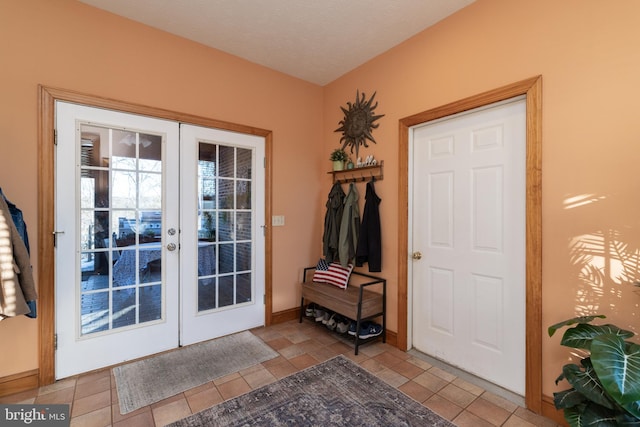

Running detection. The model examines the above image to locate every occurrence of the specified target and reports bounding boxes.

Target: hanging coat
[339,183,360,267]
[0,188,30,255]
[322,183,345,263]
[356,180,382,272]
[0,194,37,320]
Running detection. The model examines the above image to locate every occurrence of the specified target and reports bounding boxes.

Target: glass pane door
[180,124,265,346]
[55,102,179,379]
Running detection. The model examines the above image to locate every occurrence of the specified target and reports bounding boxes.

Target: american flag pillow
[313,258,353,289]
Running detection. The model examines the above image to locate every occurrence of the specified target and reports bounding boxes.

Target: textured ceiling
[78,0,475,86]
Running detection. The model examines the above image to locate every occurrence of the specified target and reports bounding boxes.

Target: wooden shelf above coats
[329,161,384,184]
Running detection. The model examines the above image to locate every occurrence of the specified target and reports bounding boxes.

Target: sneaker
[336,317,350,334]
[314,308,326,322]
[358,322,383,339]
[348,321,359,336]
[326,313,338,331]
[321,311,332,325]
[305,304,316,317]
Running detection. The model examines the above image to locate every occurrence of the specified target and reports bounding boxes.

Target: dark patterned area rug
[168,355,455,427]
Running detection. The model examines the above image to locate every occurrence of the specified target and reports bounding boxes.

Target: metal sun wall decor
[334,90,384,160]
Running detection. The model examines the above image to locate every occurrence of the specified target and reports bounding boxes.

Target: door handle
[412,251,422,260]
[167,243,177,251]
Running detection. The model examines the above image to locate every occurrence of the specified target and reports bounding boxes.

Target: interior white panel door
[410,98,526,394]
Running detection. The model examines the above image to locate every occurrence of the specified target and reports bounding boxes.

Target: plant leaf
[561,324,635,350]
[563,361,617,410]
[591,335,640,406]
[549,315,607,337]
[554,388,588,409]
[564,402,619,427]
[616,410,640,426]
[620,400,640,420]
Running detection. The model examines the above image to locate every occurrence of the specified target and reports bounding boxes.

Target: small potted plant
[330,148,349,171]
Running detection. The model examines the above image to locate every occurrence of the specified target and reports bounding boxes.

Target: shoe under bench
[299,266,386,355]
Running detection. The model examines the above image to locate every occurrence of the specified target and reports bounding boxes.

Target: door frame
[397,76,542,411]
[37,85,274,385]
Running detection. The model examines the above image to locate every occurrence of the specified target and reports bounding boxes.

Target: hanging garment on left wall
[0,188,30,255]
[0,193,37,321]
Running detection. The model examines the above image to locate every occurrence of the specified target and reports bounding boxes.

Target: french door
[55,102,265,378]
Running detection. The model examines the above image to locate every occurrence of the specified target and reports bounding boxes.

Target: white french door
[179,124,265,346]
[55,102,265,378]
[409,98,526,394]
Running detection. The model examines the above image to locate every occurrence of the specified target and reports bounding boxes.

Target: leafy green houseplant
[330,148,349,171]
[548,315,640,426]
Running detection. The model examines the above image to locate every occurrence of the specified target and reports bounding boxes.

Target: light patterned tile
[503,414,538,427]
[216,377,251,400]
[428,366,457,382]
[69,406,111,427]
[423,394,463,421]
[452,377,485,396]
[438,383,478,408]
[406,356,433,371]
[481,390,519,413]
[513,407,562,427]
[113,410,155,427]
[389,359,425,379]
[413,371,449,393]
[185,387,224,414]
[453,409,496,427]
[398,380,434,403]
[375,368,409,388]
[242,367,277,389]
[151,398,191,426]
[72,389,111,417]
[466,397,512,426]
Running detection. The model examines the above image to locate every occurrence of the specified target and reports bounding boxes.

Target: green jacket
[339,183,360,267]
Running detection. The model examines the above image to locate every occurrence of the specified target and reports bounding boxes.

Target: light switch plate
[272,215,285,226]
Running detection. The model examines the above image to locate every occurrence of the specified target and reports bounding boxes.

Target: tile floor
[0,320,562,426]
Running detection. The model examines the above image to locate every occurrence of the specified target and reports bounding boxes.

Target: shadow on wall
[564,192,640,338]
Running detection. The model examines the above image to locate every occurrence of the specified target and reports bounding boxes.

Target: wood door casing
[37,85,273,385]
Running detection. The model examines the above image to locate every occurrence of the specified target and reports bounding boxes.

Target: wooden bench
[299,266,386,355]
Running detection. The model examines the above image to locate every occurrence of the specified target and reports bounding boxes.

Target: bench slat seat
[299,266,386,355]
[300,282,382,321]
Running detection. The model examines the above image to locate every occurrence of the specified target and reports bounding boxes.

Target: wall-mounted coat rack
[329,161,384,184]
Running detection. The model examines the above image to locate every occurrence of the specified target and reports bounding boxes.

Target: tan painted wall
[322,0,640,397]
[3,0,640,401]
[0,0,324,377]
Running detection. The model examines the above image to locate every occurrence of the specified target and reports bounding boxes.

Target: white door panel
[179,124,265,346]
[55,102,180,378]
[410,98,526,394]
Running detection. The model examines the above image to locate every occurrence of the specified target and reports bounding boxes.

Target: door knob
[167,243,177,251]
[412,251,422,260]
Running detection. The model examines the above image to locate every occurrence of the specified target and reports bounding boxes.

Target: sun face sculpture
[334,90,384,159]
